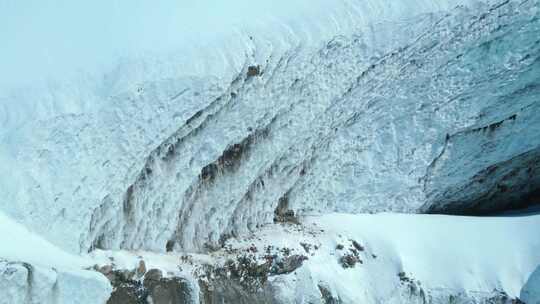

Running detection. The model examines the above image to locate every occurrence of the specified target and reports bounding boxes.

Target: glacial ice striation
[0,0,539,303]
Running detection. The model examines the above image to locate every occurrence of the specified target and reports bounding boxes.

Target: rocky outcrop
[144,272,193,304]
[99,266,195,304]
[197,252,308,304]
[97,252,307,304]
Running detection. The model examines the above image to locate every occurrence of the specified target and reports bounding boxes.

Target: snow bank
[307,213,540,299]
[90,212,540,303]
[0,211,89,269]
[224,212,540,302]
[0,211,111,304]
[0,260,112,304]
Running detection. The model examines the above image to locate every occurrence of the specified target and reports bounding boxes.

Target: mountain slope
[0,0,539,303]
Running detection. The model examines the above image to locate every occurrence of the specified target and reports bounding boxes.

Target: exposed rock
[97,264,137,287]
[196,251,307,303]
[105,267,195,304]
[198,278,275,304]
[398,272,409,282]
[476,291,524,304]
[147,277,193,304]
[136,260,147,278]
[351,240,364,252]
[96,264,116,282]
[107,284,143,304]
[300,242,313,253]
[338,241,364,269]
[247,65,261,77]
[318,285,342,304]
[143,269,163,290]
[106,268,147,304]
[99,264,114,275]
[166,240,175,252]
[271,254,307,275]
[274,192,300,224]
[339,254,360,269]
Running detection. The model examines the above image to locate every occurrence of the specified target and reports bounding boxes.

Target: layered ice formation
[0,0,539,303]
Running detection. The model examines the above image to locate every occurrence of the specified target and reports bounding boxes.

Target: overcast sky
[0,0,328,91]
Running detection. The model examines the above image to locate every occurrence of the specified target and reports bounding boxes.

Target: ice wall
[0,0,539,254]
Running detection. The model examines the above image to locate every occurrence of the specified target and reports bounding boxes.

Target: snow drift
[89,212,540,303]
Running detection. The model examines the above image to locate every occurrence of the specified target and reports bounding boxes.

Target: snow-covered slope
[4,209,539,303]
[88,212,540,303]
[303,213,540,302]
[0,211,111,304]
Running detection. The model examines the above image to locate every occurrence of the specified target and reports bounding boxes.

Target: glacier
[0,0,539,303]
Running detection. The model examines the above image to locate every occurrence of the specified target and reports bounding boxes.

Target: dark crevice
[424,146,540,215]
[422,113,519,192]
[197,127,271,185]
[87,67,248,252]
[465,113,517,135]
[174,121,275,250]
[21,262,34,302]
[273,190,299,224]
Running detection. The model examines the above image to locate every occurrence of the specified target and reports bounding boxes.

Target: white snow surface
[306,213,540,299]
[0,260,112,304]
[89,212,540,303]
[0,211,112,304]
[0,211,89,269]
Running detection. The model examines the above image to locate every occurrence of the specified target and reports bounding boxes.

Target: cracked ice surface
[0,0,539,255]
